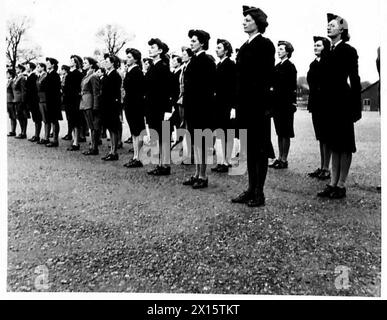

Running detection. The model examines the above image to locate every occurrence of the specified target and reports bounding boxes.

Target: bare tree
[6,16,31,71]
[19,44,43,63]
[96,24,135,55]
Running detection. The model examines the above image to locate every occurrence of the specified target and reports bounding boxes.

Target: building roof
[361,80,380,93]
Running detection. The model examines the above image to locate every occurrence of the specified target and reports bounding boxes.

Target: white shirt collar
[248,32,261,43]
[127,64,137,72]
[196,50,205,56]
[332,39,343,49]
[220,56,228,64]
[280,57,289,64]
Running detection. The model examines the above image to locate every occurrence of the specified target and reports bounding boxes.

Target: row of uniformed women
[7,6,361,204]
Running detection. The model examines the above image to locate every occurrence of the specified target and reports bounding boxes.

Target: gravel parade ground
[7,109,380,296]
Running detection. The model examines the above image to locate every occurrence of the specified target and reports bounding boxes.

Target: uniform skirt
[311,111,326,142]
[7,102,16,120]
[124,106,145,137]
[273,110,295,138]
[28,101,42,123]
[15,102,30,120]
[46,103,63,122]
[102,104,122,132]
[66,98,83,128]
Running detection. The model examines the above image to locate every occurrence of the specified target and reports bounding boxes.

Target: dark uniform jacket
[100,69,122,129]
[324,41,361,153]
[236,34,275,156]
[307,58,328,113]
[123,65,145,111]
[326,41,362,123]
[25,72,39,108]
[215,57,236,129]
[183,51,217,130]
[272,59,297,114]
[63,69,83,107]
[144,59,172,120]
[45,69,63,121]
[100,69,122,112]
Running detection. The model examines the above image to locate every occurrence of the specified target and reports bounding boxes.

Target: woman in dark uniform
[44,57,63,147]
[36,63,50,144]
[80,57,101,156]
[182,29,217,188]
[25,62,42,142]
[7,69,17,137]
[231,6,275,207]
[100,54,122,161]
[269,41,297,169]
[307,36,332,180]
[12,64,28,139]
[211,38,236,173]
[63,55,84,151]
[317,13,361,199]
[145,38,172,175]
[123,48,146,168]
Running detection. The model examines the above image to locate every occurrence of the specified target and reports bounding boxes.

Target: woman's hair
[341,29,350,42]
[217,39,233,57]
[97,67,106,75]
[70,55,83,69]
[61,65,70,73]
[126,48,143,70]
[46,57,58,71]
[313,36,331,58]
[104,53,121,69]
[172,54,182,65]
[38,63,47,71]
[148,38,170,65]
[84,57,98,70]
[181,46,194,58]
[26,62,36,70]
[188,29,210,51]
[143,57,153,68]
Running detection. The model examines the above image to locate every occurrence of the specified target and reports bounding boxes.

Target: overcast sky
[5,0,382,82]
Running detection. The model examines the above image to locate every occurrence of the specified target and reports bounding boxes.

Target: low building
[361,80,380,111]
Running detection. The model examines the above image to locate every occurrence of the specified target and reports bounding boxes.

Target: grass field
[7,110,381,296]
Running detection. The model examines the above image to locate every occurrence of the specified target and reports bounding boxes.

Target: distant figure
[211,38,236,174]
[145,38,173,176]
[80,57,101,156]
[123,48,146,168]
[24,62,42,142]
[269,40,297,169]
[6,69,17,137]
[100,54,123,161]
[63,55,84,151]
[12,64,28,139]
[307,36,332,180]
[44,57,63,147]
